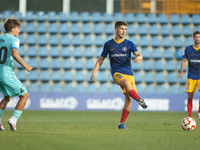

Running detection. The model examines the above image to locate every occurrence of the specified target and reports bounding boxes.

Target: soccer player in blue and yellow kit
[0,18,32,131]
[180,31,200,120]
[90,21,147,129]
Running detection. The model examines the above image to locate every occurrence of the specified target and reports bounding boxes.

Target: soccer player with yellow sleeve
[180,31,200,119]
[90,21,147,129]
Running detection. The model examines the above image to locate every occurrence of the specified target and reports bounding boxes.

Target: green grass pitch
[1,111,200,150]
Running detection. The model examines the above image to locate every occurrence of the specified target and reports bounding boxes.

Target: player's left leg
[187,92,194,118]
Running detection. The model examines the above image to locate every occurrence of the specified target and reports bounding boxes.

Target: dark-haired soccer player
[0,18,32,131]
[180,31,200,120]
[90,21,147,129]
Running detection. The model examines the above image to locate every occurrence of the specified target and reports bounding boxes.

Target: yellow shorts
[112,72,137,94]
[185,78,200,93]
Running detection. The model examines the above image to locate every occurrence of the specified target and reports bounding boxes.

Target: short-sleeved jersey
[182,45,200,79]
[0,33,20,80]
[101,38,138,76]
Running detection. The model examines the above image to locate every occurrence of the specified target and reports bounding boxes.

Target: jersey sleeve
[11,38,20,50]
[182,47,188,59]
[101,42,109,58]
[130,42,138,53]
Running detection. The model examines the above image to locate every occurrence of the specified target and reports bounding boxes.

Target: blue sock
[0,109,4,118]
[13,110,22,120]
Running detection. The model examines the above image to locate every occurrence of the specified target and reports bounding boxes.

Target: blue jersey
[182,45,200,79]
[101,38,138,76]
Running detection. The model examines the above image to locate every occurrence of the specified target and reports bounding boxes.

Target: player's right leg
[187,93,194,118]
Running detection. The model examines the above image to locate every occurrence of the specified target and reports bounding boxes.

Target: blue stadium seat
[178,72,187,84]
[39,58,49,69]
[60,35,70,46]
[58,12,67,22]
[138,25,147,35]
[84,47,93,58]
[98,71,108,82]
[80,12,90,22]
[87,84,97,93]
[3,11,11,20]
[156,85,167,94]
[139,37,149,47]
[49,35,59,46]
[61,47,71,58]
[48,23,58,34]
[103,13,113,23]
[19,24,24,33]
[125,13,135,23]
[50,47,60,57]
[94,36,104,47]
[162,37,171,47]
[158,14,168,24]
[25,23,35,33]
[144,72,154,83]
[136,13,146,24]
[86,71,92,82]
[143,60,153,71]
[51,71,62,82]
[38,47,48,57]
[91,12,101,23]
[180,85,186,94]
[163,49,174,59]
[27,46,37,57]
[74,59,84,70]
[28,58,38,69]
[176,60,186,71]
[59,23,68,34]
[173,37,183,48]
[181,14,190,24]
[29,83,39,92]
[132,61,141,71]
[136,84,144,94]
[160,26,170,36]
[110,84,121,93]
[18,46,25,57]
[147,14,157,24]
[47,11,57,22]
[127,25,136,35]
[36,11,46,22]
[93,24,103,35]
[85,59,95,70]
[175,49,183,59]
[182,26,192,36]
[168,85,178,94]
[28,70,38,81]
[72,36,81,46]
[18,34,25,45]
[71,24,80,34]
[70,12,79,22]
[40,71,50,81]
[17,70,26,81]
[75,71,85,82]
[104,24,114,35]
[134,72,142,83]
[192,14,200,25]
[155,72,165,83]
[52,84,62,92]
[82,24,92,34]
[83,36,92,46]
[37,23,46,34]
[75,84,86,93]
[184,38,193,47]
[165,60,175,71]
[41,83,50,92]
[193,26,200,32]
[63,71,73,82]
[64,84,74,93]
[141,49,151,59]
[95,47,103,57]
[145,84,155,94]
[26,35,36,45]
[25,11,34,21]
[152,49,162,59]
[114,12,124,22]
[171,26,181,36]
[149,25,159,36]
[151,37,160,47]
[99,84,109,93]
[105,35,113,42]
[73,47,82,58]
[51,59,61,70]
[62,59,72,70]
[170,14,180,24]
[154,60,164,71]
[167,73,177,84]
[99,60,107,70]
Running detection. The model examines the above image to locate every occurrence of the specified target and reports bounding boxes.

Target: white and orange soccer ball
[181,117,196,131]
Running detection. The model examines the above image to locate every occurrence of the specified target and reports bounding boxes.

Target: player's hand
[134,56,141,63]
[26,65,33,72]
[90,73,96,82]
[180,72,183,79]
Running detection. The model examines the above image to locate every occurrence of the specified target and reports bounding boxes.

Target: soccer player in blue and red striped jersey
[90,21,147,129]
[180,31,200,120]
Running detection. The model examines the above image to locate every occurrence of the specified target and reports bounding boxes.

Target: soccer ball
[181,117,196,131]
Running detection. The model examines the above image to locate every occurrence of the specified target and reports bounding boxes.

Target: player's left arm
[133,51,143,63]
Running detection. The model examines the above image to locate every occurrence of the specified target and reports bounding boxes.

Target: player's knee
[5,96,11,102]
[22,92,29,100]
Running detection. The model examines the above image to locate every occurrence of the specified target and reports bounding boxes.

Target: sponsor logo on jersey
[111,53,127,57]
[122,47,127,51]
[190,59,200,63]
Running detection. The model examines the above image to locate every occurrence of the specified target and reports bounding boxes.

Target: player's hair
[4,18,21,32]
[193,31,200,37]
[115,21,128,29]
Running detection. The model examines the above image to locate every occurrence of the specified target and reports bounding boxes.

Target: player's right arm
[180,58,186,79]
[12,48,33,72]
[90,56,105,82]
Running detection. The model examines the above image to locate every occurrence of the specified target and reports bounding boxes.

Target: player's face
[12,26,20,37]
[193,34,200,44]
[116,25,127,39]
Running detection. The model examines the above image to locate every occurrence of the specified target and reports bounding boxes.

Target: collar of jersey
[113,38,125,44]
[193,45,200,51]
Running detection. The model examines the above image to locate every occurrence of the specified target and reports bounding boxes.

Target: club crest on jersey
[122,47,127,51]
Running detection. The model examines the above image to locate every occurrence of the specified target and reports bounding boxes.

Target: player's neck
[7,32,15,37]
[193,43,200,49]
[114,36,124,42]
